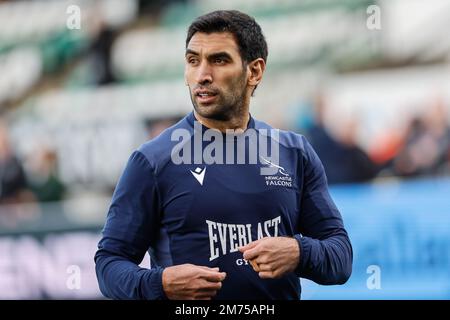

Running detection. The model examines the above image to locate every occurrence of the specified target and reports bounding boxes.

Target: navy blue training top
[94,112,352,300]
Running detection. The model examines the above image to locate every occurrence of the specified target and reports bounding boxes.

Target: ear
[247,58,266,87]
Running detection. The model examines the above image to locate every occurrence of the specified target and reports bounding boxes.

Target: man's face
[185,32,248,121]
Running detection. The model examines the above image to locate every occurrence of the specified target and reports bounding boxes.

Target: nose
[195,61,213,85]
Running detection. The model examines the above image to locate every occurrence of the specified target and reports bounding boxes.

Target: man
[0,121,29,205]
[95,10,352,300]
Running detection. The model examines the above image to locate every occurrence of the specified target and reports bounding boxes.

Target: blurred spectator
[304,94,379,184]
[84,3,120,86]
[0,120,34,205]
[393,97,450,177]
[144,116,182,140]
[88,21,118,86]
[368,128,404,167]
[27,147,66,203]
[138,0,189,15]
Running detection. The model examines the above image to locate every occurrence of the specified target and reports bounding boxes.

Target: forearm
[95,250,166,300]
[294,231,352,285]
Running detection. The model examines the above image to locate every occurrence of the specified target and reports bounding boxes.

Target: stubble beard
[189,73,248,122]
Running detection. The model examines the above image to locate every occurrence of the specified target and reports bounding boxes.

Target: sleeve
[294,137,353,285]
[94,151,167,300]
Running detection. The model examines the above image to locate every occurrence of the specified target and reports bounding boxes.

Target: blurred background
[0,0,449,299]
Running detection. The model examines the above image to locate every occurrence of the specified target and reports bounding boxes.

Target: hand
[162,264,226,300]
[239,237,300,279]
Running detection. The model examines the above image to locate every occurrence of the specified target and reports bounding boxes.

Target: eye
[187,57,199,65]
[214,58,226,64]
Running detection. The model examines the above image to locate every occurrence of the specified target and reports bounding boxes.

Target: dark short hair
[186,10,268,65]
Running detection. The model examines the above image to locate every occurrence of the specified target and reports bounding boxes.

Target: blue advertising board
[303,178,450,299]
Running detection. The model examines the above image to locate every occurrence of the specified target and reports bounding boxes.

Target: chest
[158,161,302,236]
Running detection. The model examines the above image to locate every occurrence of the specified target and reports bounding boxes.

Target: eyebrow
[185,49,233,61]
[185,49,199,57]
[208,52,233,61]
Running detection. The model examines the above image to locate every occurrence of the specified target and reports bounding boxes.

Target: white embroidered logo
[260,157,289,176]
[190,167,206,186]
[260,157,293,187]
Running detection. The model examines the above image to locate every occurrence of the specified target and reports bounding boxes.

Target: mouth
[194,89,218,104]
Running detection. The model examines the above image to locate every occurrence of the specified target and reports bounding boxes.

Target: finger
[238,240,260,252]
[193,294,213,300]
[242,247,260,261]
[258,271,275,279]
[257,263,272,272]
[200,280,222,291]
[255,255,276,266]
[197,287,219,296]
[201,270,227,282]
[249,259,260,272]
[198,266,220,272]
[195,290,218,300]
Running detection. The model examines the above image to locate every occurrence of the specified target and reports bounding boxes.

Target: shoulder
[137,115,193,173]
[253,118,310,155]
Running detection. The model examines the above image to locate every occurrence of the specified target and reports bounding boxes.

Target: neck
[194,112,250,133]
[193,98,251,133]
